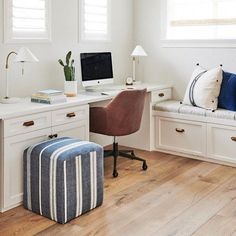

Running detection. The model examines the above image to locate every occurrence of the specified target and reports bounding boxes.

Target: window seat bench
[153,100,236,167]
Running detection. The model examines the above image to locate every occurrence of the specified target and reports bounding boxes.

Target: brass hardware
[66,112,76,118]
[5,51,17,69]
[175,128,185,133]
[23,121,34,127]
[231,137,236,142]
[159,93,165,97]
[49,134,58,139]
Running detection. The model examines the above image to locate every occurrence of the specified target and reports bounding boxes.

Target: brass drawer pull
[49,134,58,139]
[66,112,76,118]
[23,121,35,127]
[159,93,165,97]
[231,137,236,142]
[176,128,185,133]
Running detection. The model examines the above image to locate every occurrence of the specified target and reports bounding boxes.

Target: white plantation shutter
[4,0,51,43]
[165,0,236,40]
[80,0,111,41]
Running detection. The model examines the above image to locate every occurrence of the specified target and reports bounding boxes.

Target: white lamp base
[1,97,21,104]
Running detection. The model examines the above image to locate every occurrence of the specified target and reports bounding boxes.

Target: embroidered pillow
[218,71,236,111]
[183,66,223,110]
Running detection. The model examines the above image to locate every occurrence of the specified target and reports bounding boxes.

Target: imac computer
[80,52,114,87]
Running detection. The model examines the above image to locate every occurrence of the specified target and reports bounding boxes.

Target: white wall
[134,0,236,100]
[0,0,134,98]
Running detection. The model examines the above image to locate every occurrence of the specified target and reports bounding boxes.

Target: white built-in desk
[0,83,172,212]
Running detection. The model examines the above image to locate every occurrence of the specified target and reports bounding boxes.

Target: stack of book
[31,89,67,104]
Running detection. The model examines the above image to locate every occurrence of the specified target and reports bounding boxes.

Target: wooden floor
[1,149,236,236]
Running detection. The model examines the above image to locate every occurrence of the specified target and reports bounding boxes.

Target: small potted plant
[58,51,77,97]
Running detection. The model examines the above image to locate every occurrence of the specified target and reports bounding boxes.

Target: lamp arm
[5,51,17,69]
[5,51,17,99]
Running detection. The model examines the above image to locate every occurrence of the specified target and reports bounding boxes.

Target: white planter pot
[64,81,77,97]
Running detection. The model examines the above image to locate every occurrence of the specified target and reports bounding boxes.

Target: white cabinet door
[207,124,236,163]
[2,128,51,212]
[156,117,207,156]
[52,120,89,141]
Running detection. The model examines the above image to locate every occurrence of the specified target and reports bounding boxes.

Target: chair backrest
[106,89,147,136]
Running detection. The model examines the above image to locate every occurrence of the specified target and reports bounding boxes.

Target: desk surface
[0,83,171,120]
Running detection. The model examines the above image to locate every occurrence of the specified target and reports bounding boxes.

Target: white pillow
[183,66,223,110]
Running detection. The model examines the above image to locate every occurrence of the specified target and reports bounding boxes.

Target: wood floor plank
[101,164,235,236]
[70,155,200,227]
[48,161,219,236]
[1,149,236,236]
[192,215,236,236]
[192,198,236,236]
[153,174,236,236]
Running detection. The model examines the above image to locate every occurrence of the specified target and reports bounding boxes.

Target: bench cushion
[154,100,236,120]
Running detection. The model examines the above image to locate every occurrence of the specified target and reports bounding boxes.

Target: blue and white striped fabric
[23,137,104,224]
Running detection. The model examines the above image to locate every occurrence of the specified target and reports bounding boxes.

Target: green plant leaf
[58,59,65,67]
[66,51,72,65]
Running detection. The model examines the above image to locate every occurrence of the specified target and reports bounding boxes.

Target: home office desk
[0,83,172,212]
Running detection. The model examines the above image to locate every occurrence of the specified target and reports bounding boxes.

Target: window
[80,0,111,41]
[163,0,236,42]
[4,0,51,43]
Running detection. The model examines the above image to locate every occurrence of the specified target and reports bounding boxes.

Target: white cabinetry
[155,111,236,166]
[119,87,172,151]
[151,88,172,103]
[52,120,89,140]
[207,124,236,163]
[156,117,206,156]
[2,129,51,211]
[0,104,89,212]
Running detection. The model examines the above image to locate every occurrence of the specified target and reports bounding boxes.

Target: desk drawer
[151,88,172,103]
[4,112,51,137]
[156,117,206,156]
[52,105,89,126]
[207,124,236,163]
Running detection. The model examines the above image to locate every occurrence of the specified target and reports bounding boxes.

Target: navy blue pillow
[218,71,236,111]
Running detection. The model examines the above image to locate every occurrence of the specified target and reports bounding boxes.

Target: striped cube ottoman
[23,137,104,224]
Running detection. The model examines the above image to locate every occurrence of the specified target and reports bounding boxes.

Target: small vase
[64,81,77,97]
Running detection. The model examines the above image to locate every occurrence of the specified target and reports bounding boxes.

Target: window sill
[160,39,236,48]
[79,38,112,44]
[4,38,52,44]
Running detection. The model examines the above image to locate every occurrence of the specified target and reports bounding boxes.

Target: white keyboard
[101,90,122,96]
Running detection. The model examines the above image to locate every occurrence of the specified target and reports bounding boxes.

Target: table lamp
[131,45,147,83]
[2,47,39,104]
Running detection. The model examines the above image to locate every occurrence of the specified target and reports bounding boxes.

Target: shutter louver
[80,0,110,41]
[166,0,236,40]
[4,0,51,42]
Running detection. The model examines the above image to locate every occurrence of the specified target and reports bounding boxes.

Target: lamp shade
[131,45,147,57]
[15,47,39,63]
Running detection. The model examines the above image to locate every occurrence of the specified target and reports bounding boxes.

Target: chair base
[104,142,148,178]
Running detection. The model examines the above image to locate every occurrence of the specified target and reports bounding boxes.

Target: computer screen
[80,52,113,87]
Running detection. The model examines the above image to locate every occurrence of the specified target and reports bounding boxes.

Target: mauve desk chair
[90,89,148,177]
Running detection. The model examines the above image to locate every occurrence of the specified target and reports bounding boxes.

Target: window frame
[4,0,52,44]
[161,0,236,48]
[79,0,112,43]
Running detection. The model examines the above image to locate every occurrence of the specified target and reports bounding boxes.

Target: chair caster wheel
[142,162,148,171]
[113,170,118,178]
